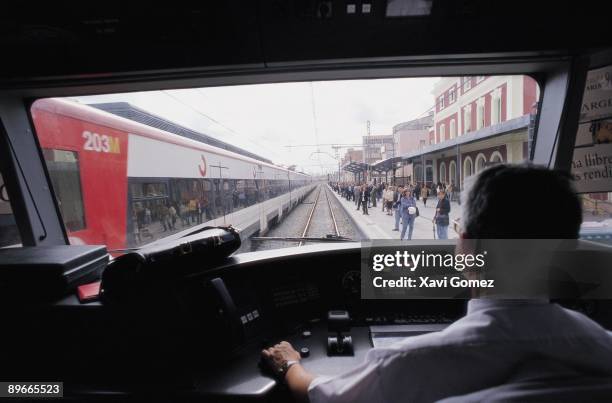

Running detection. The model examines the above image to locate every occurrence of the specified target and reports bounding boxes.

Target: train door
[42,149,87,235]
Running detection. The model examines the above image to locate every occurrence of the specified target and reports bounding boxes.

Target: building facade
[393,114,433,154]
[411,75,539,189]
[363,134,394,165]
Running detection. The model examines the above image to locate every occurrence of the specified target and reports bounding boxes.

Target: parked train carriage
[31,98,311,251]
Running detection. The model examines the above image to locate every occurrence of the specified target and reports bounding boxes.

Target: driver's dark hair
[462,164,582,239]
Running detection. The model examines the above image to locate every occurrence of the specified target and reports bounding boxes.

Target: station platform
[328,187,460,240]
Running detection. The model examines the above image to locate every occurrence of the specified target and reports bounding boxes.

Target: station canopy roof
[342,161,369,173]
[370,115,530,171]
[372,156,402,172]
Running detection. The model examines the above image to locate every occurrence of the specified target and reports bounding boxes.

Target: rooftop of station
[342,114,530,173]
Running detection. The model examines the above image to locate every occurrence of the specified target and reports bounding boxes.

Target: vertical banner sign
[571,65,612,193]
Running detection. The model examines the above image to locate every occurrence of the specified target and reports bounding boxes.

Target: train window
[30,75,539,252]
[42,149,86,232]
[571,64,612,246]
[0,172,21,247]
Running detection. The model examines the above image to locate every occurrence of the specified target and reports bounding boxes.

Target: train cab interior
[1,1,612,402]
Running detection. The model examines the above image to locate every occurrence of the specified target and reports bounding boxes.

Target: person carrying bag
[433,190,451,239]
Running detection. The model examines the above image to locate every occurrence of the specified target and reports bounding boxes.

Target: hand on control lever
[261,341,301,376]
[261,341,315,402]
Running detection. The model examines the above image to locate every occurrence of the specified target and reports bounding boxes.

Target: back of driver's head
[461,164,582,239]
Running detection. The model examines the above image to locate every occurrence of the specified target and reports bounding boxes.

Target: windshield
[31,75,541,253]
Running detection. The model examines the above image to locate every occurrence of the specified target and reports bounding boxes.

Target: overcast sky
[72,77,439,175]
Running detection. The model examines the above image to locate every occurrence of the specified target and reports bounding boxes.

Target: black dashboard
[1,243,609,401]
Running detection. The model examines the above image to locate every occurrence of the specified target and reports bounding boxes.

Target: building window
[449,160,457,185]
[492,94,502,124]
[439,162,447,184]
[463,77,472,91]
[477,101,485,130]
[438,95,445,109]
[490,151,504,164]
[475,153,487,173]
[463,156,473,182]
[450,119,457,139]
[464,106,471,133]
[439,123,446,142]
[449,88,456,103]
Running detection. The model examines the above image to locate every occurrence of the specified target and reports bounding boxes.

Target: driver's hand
[261,341,301,374]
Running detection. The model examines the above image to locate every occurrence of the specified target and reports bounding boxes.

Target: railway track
[298,184,341,246]
[252,184,356,250]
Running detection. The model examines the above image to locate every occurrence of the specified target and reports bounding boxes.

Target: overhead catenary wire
[161,90,286,162]
[309,82,325,173]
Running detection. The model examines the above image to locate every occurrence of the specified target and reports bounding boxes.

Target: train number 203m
[82,131,120,154]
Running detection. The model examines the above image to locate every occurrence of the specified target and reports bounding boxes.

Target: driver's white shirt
[308,300,612,403]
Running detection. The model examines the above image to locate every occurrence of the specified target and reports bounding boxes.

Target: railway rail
[252,184,356,250]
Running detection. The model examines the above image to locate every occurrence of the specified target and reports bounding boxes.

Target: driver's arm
[262,341,316,402]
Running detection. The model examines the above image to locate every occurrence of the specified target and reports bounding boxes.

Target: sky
[72,77,439,175]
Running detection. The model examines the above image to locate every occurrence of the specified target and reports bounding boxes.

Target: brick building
[367,75,540,189]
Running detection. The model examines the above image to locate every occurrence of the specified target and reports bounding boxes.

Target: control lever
[209,277,245,346]
[327,310,353,356]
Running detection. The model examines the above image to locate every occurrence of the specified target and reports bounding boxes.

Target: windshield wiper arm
[108,225,241,253]
[251,234,354,243]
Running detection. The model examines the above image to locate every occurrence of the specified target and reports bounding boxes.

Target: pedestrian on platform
[447,182,454,202]
[433,190,451,239]
[392,186,403,231]
[400,189,417,240]
[361,185,369,215]
[160,204,170,232]
[370,185,377,208]
[421,184,430,207]
[144,207,152,225]
[383,186,394,215]
[169,204,177,230]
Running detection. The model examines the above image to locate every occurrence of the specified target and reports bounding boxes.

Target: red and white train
[31,98,312,251]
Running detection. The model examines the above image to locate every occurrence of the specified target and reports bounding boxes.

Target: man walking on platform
[360,184,369,215]
[370,185,377,208]
[421,184,430,206]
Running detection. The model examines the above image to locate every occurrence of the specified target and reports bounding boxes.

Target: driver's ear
[456,233,476,256]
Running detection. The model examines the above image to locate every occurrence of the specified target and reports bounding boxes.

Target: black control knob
[300,347,310,358]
